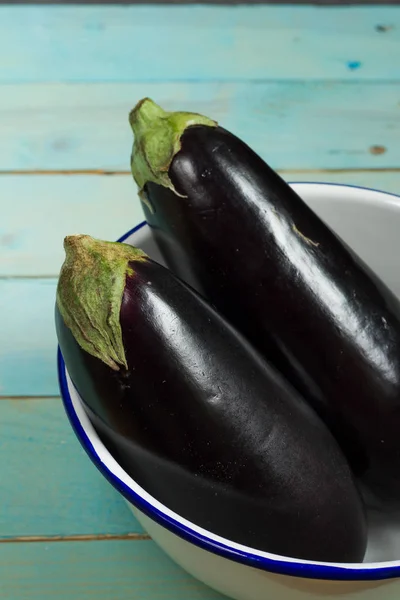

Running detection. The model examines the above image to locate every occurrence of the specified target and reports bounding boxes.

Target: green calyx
[56,235,147,371]
[129,97,217,195]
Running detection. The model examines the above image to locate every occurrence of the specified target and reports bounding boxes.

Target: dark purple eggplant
[55,234,367,563]
[129,98,400,507]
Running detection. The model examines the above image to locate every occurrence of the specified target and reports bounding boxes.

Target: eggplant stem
[56,235,147,370]
[129,97,217,195]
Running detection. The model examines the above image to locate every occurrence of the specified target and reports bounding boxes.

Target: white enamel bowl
[58,183,400,600]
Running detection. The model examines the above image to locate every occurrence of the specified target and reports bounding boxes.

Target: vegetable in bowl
[55,234,367,563]
[129,98,400,509]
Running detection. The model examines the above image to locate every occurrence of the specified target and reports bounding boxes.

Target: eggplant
[55,234,367,563]
[129,98,400,507]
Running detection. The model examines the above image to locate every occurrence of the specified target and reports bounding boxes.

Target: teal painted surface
[1,6,400,83]
[0,539,225,599]
[1,172,400,279]
[0,175,144,276]
[0,398,143,538]
[1,172,400,397]
[0,279,58,396]
[1,82,400,171]
[1,3,400,597]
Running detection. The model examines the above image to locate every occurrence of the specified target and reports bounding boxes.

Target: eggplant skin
[141,124,400,506]
[56,257,367,563]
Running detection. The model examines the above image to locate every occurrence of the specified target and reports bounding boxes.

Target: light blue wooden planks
[0,175,144,277]
[0,397,143,538]
[0,6,399,83]
[0,539,225,600]
[1,172,400,397]
[1,82,400,171]
[0,278,58,396]
[1,171,400,279]
[0,3,398,595]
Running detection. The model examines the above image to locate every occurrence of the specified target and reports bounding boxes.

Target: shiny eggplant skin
[142,125,400,506]
[56,257,367,562]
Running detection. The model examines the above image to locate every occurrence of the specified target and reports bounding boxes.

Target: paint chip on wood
[347,61,361,71]
[369,145,387,155]
[375,25,393,32]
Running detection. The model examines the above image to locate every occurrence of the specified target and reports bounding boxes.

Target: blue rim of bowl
[58,182,400,582]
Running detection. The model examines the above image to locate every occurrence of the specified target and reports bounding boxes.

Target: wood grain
[1,82,400,171]
[0,539,225,600]
[0,174,144,277]
[0,397,144,538]
[1,6,399,83]
[1,2,399,595]
[1,172,399,279]
[4,0,400,4]
[1,171,400,397]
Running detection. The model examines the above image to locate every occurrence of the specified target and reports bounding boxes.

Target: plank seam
[1,168,400,176]
[0,275,62,280]
[3,79,400,86]
[0,533,151,543]
[0,395,60,400]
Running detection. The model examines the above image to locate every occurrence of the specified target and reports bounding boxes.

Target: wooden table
[1,4,399,598]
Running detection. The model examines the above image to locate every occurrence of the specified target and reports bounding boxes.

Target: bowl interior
[60,182,400,581]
